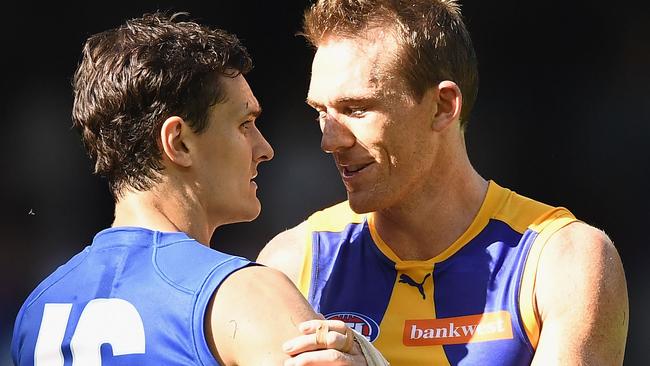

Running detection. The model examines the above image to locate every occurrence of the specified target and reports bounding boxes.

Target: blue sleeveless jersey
[296,181,577,365]
[12,227,251,365]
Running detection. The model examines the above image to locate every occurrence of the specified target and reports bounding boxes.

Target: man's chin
[346,193,376,214]
[225,201,262,224]
[242,202,262,222]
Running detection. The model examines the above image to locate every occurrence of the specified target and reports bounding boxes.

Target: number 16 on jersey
[34,298,145,366]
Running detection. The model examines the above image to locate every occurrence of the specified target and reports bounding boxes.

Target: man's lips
[250,171,258,187]
[339,162,373,178]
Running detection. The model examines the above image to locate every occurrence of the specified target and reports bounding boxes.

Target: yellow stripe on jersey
[518,209,577,348]
[298,221,313,297]
[300,202,366,297]
[308,201,366,232]
[371,265,451,366]
[493,188,554,234]
[488,183,577,348]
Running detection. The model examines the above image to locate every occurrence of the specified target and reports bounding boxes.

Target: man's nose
[320,115,355,153]
[255,129,274,162]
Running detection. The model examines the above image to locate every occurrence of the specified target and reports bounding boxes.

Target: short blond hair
[303,0,478,127]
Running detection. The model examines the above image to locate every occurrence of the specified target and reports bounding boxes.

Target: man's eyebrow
[336,95,379,104]
[306,94,380,109]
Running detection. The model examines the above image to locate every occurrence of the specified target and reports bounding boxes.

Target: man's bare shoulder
[257,221,309,284]
[540,221,624,287]
[533,221,628,365]
[207,265,317,365]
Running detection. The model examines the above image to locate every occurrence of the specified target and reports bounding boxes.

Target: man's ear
[432,80,462,132]
[160,116,192,168]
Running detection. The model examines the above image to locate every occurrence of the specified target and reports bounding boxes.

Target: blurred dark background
[1,1,648,364]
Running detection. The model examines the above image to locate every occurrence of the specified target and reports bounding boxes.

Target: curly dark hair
[303,0,478,129]
[72,12,253,197]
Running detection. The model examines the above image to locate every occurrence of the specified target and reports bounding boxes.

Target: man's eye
[315,110,328,122]
[348,108,366,117]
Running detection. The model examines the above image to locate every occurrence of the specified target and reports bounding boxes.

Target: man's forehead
[211,75,262,119]
[308,35,403,106]
[314,31,400,75]
[227,75,260,112]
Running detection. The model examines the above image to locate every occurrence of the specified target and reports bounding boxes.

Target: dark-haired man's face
[191,75,274,226]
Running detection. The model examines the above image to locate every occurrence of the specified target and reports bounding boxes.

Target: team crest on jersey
[325,312,380,342]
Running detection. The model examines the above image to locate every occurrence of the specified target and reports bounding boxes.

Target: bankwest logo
[403,311,513,346]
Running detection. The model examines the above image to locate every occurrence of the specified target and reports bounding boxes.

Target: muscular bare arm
[206,265,317,365]
[532,222,629,365]
[257,222,309,286]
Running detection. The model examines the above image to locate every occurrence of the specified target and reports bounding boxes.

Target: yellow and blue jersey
[298,181,576,365]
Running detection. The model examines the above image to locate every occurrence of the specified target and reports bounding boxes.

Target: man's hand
[283,319,366,366]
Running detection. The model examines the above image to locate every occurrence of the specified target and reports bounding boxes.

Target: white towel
[352,330,390,365]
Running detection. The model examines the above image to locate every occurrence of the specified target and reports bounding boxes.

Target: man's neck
[372,163,488,261]
[112,185,213,246]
